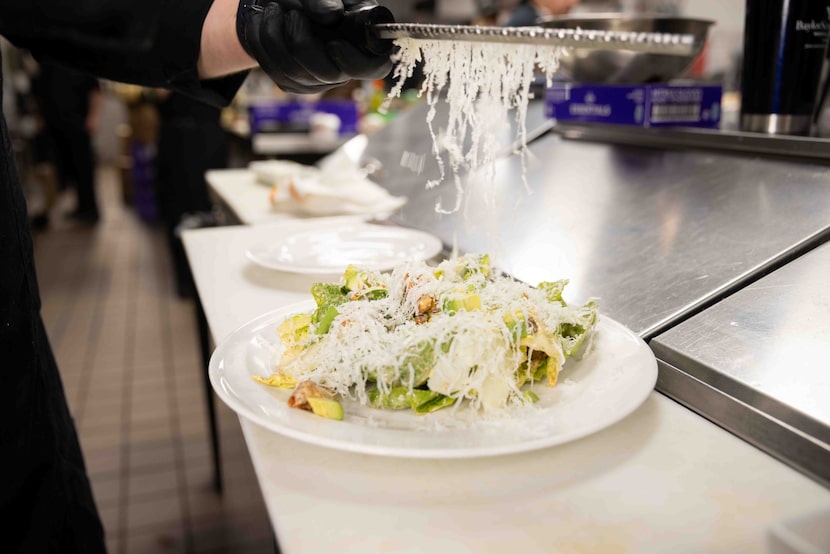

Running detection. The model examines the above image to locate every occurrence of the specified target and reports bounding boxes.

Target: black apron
[0,1,245,550]
[0,47,107,554]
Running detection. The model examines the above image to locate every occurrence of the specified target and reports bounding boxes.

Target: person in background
[153,90,228,298]
[473,0,516,26]
[31,60,102,225]
[504,0,580,26]
[0,0,391,552]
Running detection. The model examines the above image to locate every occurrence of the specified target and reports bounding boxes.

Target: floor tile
[79,415,124,437]
[129,420,176,443]
[127,439,177,471]
[189,512,274,554]
[106,535,121,554]
[90,473,122,508]
[84,446,123,478]
[197,538,275,554]
[32,164,272,554]
[124,527,189,554]
[98,504,122,541]
[126,494,185,531]
[180,437,212,464]
[127,467,181,502]
[79,425,123,451]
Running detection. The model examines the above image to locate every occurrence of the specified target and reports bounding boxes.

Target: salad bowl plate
[209,300,658,459]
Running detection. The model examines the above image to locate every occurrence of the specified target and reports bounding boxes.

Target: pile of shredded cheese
[386,38,565,213]
[269,255,598,415]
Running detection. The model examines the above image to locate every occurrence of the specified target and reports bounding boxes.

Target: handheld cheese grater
[335,5,700,57]
[374,22,699,56]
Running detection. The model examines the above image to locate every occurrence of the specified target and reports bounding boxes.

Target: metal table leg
[195,296,223,494]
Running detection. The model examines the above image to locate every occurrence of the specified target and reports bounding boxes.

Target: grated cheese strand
[385,38,565,214]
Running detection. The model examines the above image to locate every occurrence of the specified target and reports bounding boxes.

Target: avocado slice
[343,264,365,291]
[442,293,481,314]
[314,305,339,335]
[306,397,344,421]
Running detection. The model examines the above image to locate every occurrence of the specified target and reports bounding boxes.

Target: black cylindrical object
[740,0,830,135]
[813,38,830,131]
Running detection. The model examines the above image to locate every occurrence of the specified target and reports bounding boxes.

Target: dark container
[740,0,830,135]
[813,38,830,133]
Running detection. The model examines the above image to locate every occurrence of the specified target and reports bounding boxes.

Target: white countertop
[206,169,293,226]
[183,222,830,554]
[206,160,402,226]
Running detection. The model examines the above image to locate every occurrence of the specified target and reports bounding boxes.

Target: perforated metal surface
[375,23,697,54]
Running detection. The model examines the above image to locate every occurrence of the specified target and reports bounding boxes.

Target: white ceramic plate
[209,300,658,459]
[245,218,444,275]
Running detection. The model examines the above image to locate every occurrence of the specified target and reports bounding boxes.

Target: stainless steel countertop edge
[641,228,830,341]
[552,123,830,163]
[651,341,830,446]
[657,358,830,489]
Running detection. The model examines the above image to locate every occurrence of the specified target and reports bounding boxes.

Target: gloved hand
[237,0,394,94]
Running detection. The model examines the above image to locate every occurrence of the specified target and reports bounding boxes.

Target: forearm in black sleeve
[0,0,245,107]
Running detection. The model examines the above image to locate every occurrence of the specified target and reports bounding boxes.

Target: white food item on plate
[249,158,406,218]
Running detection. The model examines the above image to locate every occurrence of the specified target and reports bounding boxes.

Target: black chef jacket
[0,1,246,551]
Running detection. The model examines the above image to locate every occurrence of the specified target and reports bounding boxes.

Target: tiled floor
[31,166,276,554]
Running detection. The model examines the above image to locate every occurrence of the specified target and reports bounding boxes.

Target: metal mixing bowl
[542,14,714,84]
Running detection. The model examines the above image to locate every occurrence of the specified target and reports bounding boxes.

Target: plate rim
[209,300,658,459]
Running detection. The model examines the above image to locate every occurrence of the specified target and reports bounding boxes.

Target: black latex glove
[237,0,394,94]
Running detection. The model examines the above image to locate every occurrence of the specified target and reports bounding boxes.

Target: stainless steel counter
[347,104,830,487]
[191,97,830,550]
[553,123,830,163]
[651,242,830,486]
[365,123,830,339]
[354,96,551,193]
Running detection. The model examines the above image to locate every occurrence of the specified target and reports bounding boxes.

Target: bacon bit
[288,381,334,411]
[417,295,436,315]
[403,272,425,292]
[413,295,437,324]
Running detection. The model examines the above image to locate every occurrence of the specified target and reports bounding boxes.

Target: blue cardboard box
[545,83,722,128]
[546,84,647,125]
[646,85,721,128]
[248,100,359,135]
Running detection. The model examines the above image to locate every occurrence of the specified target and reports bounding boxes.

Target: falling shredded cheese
[386,38,565,213]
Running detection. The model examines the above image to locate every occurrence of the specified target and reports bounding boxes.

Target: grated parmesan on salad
[256,254,598,419]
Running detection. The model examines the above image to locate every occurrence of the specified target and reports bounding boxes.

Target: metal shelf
[550,122,830,163]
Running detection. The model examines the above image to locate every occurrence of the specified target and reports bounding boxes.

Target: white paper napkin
[249,157,406,219]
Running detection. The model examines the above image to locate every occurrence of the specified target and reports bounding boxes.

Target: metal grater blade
[374,23,699,56]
